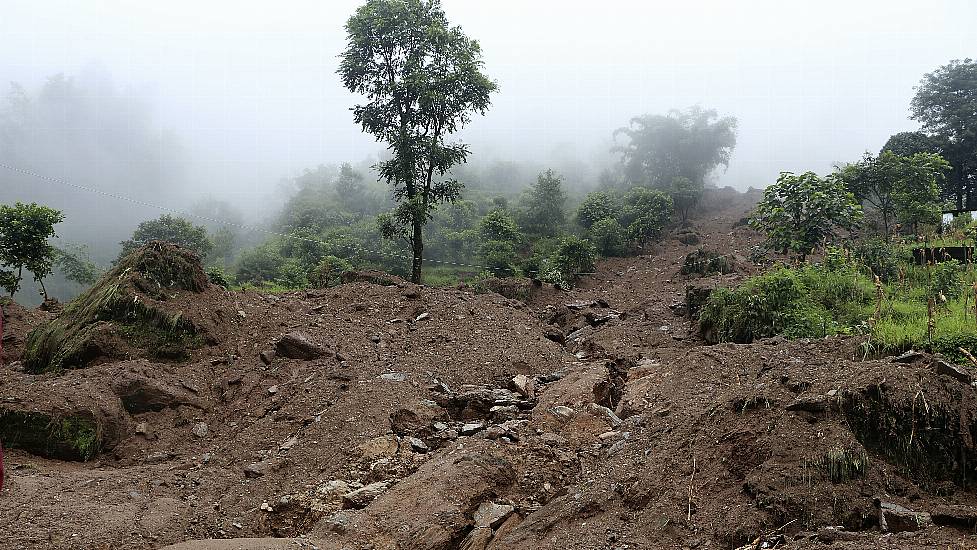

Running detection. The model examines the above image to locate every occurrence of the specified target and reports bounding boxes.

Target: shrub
[619,187,673,245]
[930,260,964,299]
[849,238,899,283]
[576,191,618,229]
[276,259,309,289]
[540,236,597,288]
[590,218,627,257]
[235,243,285,284]
[478,240,519,278]
[308,256,353,288]
[206,266,232,288]
[681,249,733,276]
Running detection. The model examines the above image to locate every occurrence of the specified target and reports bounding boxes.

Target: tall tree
[613,106,737,188]
[0,202,64,299]
[891,153,950,234]
[339,0,497,283]
[910,59,977,211]
[518,169,567,238]
[750,172,862,259]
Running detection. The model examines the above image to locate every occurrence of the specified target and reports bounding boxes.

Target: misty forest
[2,1,977,549]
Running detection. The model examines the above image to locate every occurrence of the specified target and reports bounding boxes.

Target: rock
[409,437,429,453]
[343,480,391,508]
[279,435,298,452]
[191,422,209,438]
[931,359,972,384]
[474,501,514,529]
[414,312,430,321]
[540,432,567,447]
[317,480,351,499]
[551,406,574,421]
[380,372,406,382]
[259,350,276,365]
[785,395,828,413]
[879,501,932,532]
[485,426,506,440]
[356,436,400,461]
[113,374,206,413]
[591,404,622,428]
[244,462,266,478]
[460,422,486,436]
[459,528,494,550]
[892,350,926,364]
[389,405,444,437]
[275,331,329,360]
[543,326,565,345]
[685,285,713,320]
[135,421,154,439]
[267,385,278,395]
[510,374,535,399]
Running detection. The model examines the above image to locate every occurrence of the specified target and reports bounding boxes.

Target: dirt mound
[22,242,227,373]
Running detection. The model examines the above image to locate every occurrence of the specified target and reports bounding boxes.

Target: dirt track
[4,187,977,549]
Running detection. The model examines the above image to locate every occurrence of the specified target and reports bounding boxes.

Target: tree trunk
[410,217,423,284]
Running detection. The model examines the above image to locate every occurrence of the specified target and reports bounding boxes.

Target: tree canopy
[0,202,64,298]
[338,0,497,283]
[613,106,737,188]
[750,172,862,258]
[910,59,977,211]
[119,215,213,262]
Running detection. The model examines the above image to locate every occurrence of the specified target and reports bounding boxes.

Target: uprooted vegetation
[23,242,216,373]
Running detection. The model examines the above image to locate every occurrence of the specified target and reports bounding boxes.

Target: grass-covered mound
[0,409,101,461]
[23,241,210,373]
[700,243,977,362]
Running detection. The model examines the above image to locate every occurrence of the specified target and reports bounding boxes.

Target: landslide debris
[23,242,222,373]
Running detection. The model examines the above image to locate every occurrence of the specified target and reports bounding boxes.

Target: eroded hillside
[3,188,977,550]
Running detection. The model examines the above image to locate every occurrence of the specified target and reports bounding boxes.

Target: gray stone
[879,501,932,532]
[191,422,209,438]
[409,437,429,453]
[460,422,486,436]
[380,372,406,382]
[343,480,391,508]
[551,406,574,421]
[473,501,514,529]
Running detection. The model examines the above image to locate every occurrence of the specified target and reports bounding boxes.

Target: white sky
[1,0,975,197]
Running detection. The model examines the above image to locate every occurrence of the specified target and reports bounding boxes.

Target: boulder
[113,373,207,413]
[275,331,330,360]
[879,501,932,532]
[343,480,392,508]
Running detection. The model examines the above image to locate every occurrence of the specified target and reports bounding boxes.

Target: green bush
[590,218,627,257]
[309,255,353,288]
[699,266,868,343]
[478,240,519,277]
[930,260,964,299]
[206,266,232,288]
[575,191,618,229]
[681,249,733,276]
[539,236,597,289]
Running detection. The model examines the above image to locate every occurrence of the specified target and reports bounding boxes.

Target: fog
[1,0,974,268]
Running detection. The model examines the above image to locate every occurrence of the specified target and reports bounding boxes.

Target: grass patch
[0,410,101,461]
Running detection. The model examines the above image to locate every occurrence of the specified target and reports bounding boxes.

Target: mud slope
[4,188,977,550]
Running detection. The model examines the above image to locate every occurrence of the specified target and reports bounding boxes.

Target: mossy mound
[23,242,210,373]
[0,410,101,461]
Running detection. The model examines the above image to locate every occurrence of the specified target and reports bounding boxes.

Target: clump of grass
[0,410,101,461]
[24,242,209,373]
[805,447,869,484]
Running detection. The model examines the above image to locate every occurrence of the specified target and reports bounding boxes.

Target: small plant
[589,218,627,257]
[308,256,353,288]
[206,266,232,288]
[681,249,733,276]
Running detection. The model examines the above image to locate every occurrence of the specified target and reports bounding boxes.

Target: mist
[1,0,975,302]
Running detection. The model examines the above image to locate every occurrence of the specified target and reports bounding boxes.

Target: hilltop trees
[750,172,862,259]
[518,169,567,238]
[118,215,213,261]
[339,0,497,283]
[613,106,737,188]
[0,202,64,298]
[910,59,977,211]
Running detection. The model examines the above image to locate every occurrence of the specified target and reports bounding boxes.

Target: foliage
[749,172,862,258]
[309,256,353,288]
[518,169,567,238]
[891,153,949,233]
[478,240,519,277]
[55,243,102,286]
[275,259,309,290]
[929,260,963,299]
[478,208,521,243]
[339,0,497,282]
[681,248,733,276]
[119,214,212,262]
[910,59,977,211]
[700,265,872,343]
[206,266,232,288]
[619,187,673,245]
[540,236,597,289]
[589,218,627,257]
[613,106,737,187]
[849,238,900,283]
[881,131,944,158]
[0,202,64,297]
[235,242,286,284]
[575,191,618,229]
[669,176,704,222]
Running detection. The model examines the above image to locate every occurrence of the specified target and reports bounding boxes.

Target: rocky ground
[3,187,977,549]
